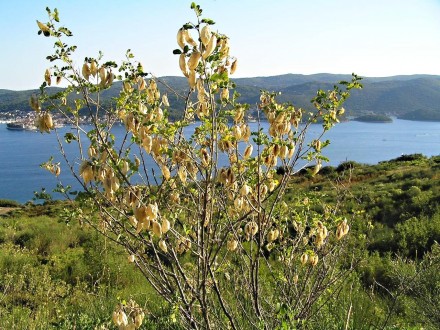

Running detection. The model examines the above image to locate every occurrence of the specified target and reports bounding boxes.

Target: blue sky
[1,0,439,90]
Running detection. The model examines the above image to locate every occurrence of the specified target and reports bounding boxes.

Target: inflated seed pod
[183,29,197,46]
[311,163,322,176]
[178,166,187,183]
[162,94,170,107]
[177,28,186,49]
[240,184,251,196]
[230,59,238,74]
[128,254,135,263]
[44,69,51,86]
[37,20,50,35]
[161,218,170,234]
[287,143,296,158]
[82,63,90,80]
[152,220,162,237]
[79,161,94,184]
[188,51,201,70]
[200,25,211,46]
[43,113,54,131]
[188,69,196,89]
[98,66,107,84]
[220,88,229,101]
[90,60,97,76]
[53,165,61,177]
[243,144,253,159]
[310,255,319,266]
[179,53,189,77]
[227,239,238,251]
[159,240,168,253]
[203,34,217,59]
[300,253,309,265]
[146,203,158,220]
[134,155,141,167]
[245,221,258,236]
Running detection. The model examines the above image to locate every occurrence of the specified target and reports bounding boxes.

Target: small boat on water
[6,122,36,131]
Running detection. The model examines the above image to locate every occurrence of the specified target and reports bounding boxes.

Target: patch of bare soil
[0,207,17,215]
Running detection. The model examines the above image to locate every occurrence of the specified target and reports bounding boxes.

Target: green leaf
[201,18,215,25]
[173,49,182,55]
[53,8,60,22]
[64,132,77,143]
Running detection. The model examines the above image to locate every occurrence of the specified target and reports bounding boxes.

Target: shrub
[34,4,362,329]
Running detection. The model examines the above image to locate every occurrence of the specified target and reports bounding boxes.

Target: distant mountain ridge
[1,74,439,121]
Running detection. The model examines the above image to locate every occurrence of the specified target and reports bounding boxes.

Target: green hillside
[2,74,440,121]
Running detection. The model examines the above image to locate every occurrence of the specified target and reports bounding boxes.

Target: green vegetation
[399,108,440,121]
[2,75,440,121]
[2,154,440,328]
[353,114,393,122]
[0,202,181,329]
[19,2,439,329]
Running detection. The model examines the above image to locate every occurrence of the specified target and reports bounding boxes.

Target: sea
[1,119,439,203]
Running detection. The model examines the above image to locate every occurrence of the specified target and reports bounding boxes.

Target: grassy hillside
[1,154,440,328]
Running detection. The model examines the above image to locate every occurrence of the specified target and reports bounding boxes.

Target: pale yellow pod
[178,166,187,183]
[43,113,54,130]
[53,165,61,177]
[90,60,97,76]
[188,69,197,89]
[162,94,170,107]
[161,218,171,234]
[183,29,197,46]
[311,163,322,176]
[79,161,94,184]
[98,66,107,83]
[37,20,50,34]
[240,184,251,196]
[230,59,238,74]
[288,143,296,158]
[227,239,238,251]
[200,25,211,46]
[134,155,141,167]
[159,239,168,253]
[232,125,242,140]
[202,34,217,59]
[121,160,130,175]
[310,255,319,266]
[44,69,51,86]
[245,221,258,237]
[128,254,135,263]
[134,313,144,328]
[88,145,97,158]
[300,253,309,265]
[142,135,153,153]
[221,88,229,101]
[188,51,201,70]
[146,203,158,220]
[161,165,171,180]
[179,53,189,77]
[243,144,253,159]
[82,63,90,80]
[152,220,162,237]
[177,28,186,49]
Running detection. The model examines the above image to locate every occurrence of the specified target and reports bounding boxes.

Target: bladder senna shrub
[36,3,361,329]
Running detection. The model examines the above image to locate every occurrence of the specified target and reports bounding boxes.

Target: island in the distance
[398,109,440,122]
[353,114,393,123]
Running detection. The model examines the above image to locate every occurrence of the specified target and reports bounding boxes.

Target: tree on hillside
[35,3,362,329]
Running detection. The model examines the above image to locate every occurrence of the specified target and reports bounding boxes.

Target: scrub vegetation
[5,2,437,329]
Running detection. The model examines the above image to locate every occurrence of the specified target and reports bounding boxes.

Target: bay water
[0,119,439,203]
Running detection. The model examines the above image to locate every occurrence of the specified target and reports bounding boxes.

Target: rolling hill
[1,74,439,121]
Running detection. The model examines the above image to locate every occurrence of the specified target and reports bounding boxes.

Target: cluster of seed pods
[112,300,145,329]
